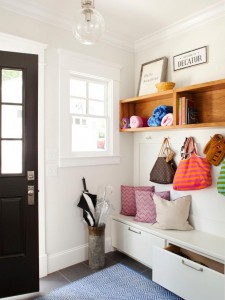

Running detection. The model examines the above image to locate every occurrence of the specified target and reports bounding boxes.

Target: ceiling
[0,0,223,50]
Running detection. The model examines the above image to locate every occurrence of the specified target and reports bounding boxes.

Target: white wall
[134,15,225,238]
[0,8,134,274]
[135,15,225,88]
[1,5,225,276]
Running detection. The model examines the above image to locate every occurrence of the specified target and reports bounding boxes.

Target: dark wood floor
[5,251,152,300]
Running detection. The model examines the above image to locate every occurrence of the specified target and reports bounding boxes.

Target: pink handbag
[173,137,212,190]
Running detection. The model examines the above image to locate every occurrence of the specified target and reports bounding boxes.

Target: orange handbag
[173,137,212,190]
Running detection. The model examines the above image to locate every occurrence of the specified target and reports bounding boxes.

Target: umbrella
[77,177,97,227]
[95,186,113,227]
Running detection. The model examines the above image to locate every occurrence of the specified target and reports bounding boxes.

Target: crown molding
[134,1,225,53]
[0,0,135,53]
[0,0,224,53]
[0,0,73,31]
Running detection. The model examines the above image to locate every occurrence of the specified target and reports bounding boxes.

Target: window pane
[72,117,106,152]
[1,140,23,174]
[89,100,104,116]
[2,69,23,104]
[89,82,105,100]
[70,78,86,98]
[2,105,23,138]
[70,98,86,114]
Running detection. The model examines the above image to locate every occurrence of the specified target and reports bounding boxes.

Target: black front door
[0,50,39,298]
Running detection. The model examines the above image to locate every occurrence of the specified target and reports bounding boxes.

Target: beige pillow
[153,194,193,230]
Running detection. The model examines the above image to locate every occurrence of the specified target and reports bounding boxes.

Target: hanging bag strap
[158,138,175,161]
[158,138,168,157]
[181,137,198,159]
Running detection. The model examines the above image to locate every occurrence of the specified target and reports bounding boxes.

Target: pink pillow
[134,191,170,223]
[121,185,155,216]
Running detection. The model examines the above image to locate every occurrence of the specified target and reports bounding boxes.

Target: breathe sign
[173,46,207,71]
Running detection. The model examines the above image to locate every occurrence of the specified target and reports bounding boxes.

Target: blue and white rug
[36,263,183,300]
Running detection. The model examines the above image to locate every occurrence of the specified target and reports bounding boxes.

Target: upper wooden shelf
[120,78,225,132]
[120,90,174,104]
[176,78,225,93]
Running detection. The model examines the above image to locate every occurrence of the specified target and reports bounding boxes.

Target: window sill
[59,155,120,167]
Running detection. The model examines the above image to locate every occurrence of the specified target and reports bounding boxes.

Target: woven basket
[155,82,175,92]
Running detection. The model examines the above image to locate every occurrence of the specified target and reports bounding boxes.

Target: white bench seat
[111,213,225,300]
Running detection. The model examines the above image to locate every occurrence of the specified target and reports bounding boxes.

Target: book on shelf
[187,107,199,124]
[178,97,198,125]
[178,96,187,125]
[178,97,182,125]
[181,97,186,125]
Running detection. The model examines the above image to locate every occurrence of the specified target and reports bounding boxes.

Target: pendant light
[73,0,105,45]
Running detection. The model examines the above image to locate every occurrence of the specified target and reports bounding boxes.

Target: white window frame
[58,49,121,167]
[70,73,109,156]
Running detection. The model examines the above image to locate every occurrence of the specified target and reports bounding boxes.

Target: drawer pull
[128,227,141,234]
[182,259,203,272]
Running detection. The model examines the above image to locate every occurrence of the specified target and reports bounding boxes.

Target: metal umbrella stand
[77,178,107,269]
[88,224,105,269]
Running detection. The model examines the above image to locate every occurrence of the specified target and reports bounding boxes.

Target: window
[58,50,121,167]
[1,69,23,174]
[70,75,108,153]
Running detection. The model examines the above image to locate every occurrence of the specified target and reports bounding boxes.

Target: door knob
[28,186,35,205]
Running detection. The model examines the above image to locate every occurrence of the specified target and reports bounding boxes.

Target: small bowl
[155,82,175,92]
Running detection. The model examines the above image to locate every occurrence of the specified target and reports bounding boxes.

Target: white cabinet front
[111,219,165,267]
[153,246,224,300]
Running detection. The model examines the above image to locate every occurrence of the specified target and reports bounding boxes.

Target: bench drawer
[153,245,225,300]
[111,219,165,267]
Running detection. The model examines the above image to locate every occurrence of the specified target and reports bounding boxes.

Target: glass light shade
[73,8,105,45]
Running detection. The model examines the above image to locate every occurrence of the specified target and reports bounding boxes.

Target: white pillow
[153,194,193,230]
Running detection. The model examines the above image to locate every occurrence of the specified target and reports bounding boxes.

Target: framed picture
[173,46,207,71]
[137,57,168,96]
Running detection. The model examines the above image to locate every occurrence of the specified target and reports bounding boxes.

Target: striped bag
[217,160,225,195]
[173,137,212,190]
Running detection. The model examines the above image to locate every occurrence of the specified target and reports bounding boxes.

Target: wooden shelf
[120,90,174,104]
[120,126,175,132]
[120,78,225,132]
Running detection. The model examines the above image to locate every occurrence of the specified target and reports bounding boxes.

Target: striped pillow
[120,185,155,216]
[134,191,170,223]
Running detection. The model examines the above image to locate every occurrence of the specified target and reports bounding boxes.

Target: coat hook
[145,136,151,140]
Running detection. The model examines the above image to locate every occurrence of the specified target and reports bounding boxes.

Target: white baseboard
[105,236,113,252]
[47,237,113,274]
[39,253,48,278]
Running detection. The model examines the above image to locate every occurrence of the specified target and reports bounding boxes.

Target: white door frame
[0,32,47,277]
